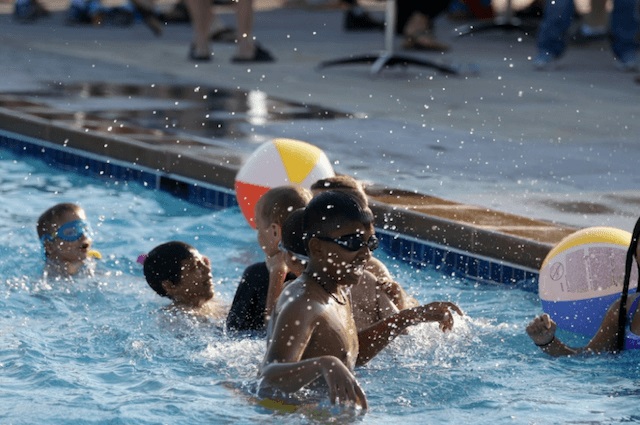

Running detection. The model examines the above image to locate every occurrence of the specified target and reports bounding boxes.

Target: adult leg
[536,0,576,57]
[609,0,639,67]
[234,0,255,58]
[185,0,213,60]
[399,0,452,51]
[232,0,274,62]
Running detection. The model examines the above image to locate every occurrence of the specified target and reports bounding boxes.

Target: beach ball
[539,226,637,337]
[235,138,335,228]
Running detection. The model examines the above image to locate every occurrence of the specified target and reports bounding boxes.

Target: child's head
[37,203,93,267]
[279,208,308,275]
[143,241,214,308]
[310,175,368,207]
[254,186,312,257]
[303,191,375,241]
[303,191,377,285]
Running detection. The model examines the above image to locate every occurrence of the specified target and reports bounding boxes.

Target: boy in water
[260,191,462,408]
[310,175,418,309]
[142,241,225,319]
[226,186,312,332]
[278,207,399,330]
[37,202,100,277]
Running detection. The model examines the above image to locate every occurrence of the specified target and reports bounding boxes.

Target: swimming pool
[2,148,640,425]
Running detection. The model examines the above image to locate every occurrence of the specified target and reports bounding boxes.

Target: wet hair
[281,208,307,257]
[310,175,368,207]
[616,216,640,350]
[37,202,83,240]
[143,241,194,298]
[303,191,374,248]
[255,186,312,227]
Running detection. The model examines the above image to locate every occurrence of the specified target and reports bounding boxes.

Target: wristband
[535,336,555,347]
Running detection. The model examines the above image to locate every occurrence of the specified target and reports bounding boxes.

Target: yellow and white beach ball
[539,226,638,337]
[234,138,335,228]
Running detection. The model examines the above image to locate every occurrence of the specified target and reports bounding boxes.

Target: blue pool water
[2,149,640,425]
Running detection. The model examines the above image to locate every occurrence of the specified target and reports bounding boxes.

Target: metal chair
[318,0,458,75]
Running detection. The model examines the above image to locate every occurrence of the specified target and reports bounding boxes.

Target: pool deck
[1,0,639,272]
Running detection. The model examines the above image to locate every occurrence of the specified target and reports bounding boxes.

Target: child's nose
[357,245,372,260]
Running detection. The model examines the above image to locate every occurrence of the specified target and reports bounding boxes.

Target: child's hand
[526,314,556,346]
[415,302,463,332]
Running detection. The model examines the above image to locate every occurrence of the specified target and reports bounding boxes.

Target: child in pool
[142,241,225,319]
[277,207,399,331]
[37,202,101,277]
[226,185,312,332]
[310,175,418,309]
[260,191,462,408]
[526,216,640,356]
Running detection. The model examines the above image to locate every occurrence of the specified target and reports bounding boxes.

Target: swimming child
[278,207,399,330]
[142,241,225,319]
[527,216,640,356]
[310,175,419,309]
[37,202,100,277]
[226,185,312,332]
[260,191,462,408]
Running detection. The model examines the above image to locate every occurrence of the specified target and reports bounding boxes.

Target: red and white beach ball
[234,138,335,228]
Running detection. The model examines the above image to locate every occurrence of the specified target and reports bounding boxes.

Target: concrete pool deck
[1,0,639,271]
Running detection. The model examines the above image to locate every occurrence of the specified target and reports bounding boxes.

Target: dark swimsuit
[624,295,640,349]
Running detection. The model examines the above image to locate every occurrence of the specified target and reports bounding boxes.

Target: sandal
[210,27,236,43]
[189,44,212,62]
[231,43,275,63]
[403,32,450,52]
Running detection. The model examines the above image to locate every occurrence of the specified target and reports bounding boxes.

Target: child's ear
[42,240,57,259]
[307,237,322,259]
[161,280,177,298]
[271,223,282,240]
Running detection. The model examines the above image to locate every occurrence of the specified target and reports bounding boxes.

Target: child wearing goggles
[310,174,419,310]
[37,202,101,277]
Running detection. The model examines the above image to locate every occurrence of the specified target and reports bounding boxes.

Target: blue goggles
[316,233,379,252]
[41,219,93,243]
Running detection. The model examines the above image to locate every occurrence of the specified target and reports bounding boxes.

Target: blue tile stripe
[0,128,538,290]
[0,129,236,210]
[376,229,538,290]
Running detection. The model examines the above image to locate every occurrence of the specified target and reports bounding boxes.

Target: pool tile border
[0,127,540,289]
[0,129,237,210]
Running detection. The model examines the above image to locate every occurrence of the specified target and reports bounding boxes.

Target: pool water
[2,149,640,425]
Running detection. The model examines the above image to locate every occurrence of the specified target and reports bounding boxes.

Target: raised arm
[264,251,289,322]
[357,301,463,365]
[526,303,621,357]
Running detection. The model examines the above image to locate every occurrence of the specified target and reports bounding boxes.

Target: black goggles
[315,233,379,252]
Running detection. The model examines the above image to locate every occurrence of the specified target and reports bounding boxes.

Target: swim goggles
[40,219,93,244]
[315,233,379,252]
[278,241,309,263]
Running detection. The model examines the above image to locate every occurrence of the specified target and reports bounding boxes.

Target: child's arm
[356,301,463,365]
[264,251,289,322]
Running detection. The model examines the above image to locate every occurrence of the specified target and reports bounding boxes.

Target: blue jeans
[537,0,640,60]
